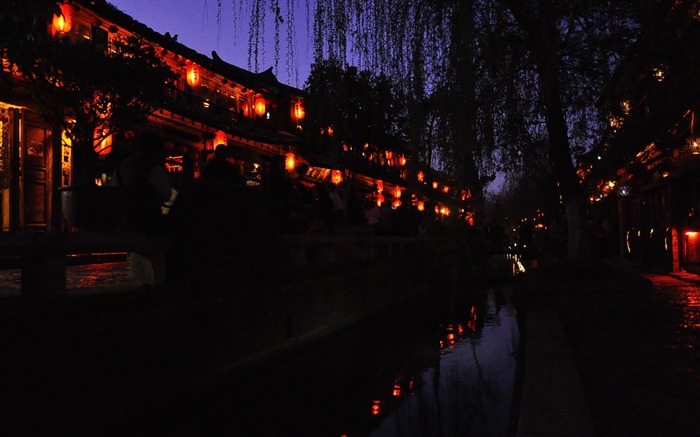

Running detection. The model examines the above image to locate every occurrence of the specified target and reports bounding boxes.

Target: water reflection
[115,285,521,437]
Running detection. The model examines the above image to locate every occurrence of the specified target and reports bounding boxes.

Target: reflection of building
[582,0,700,272]
[0,0,474,234]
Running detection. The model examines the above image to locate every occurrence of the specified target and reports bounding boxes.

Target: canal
[114,282,523,437]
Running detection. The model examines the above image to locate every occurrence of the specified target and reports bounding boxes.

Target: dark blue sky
[109,0,312,87]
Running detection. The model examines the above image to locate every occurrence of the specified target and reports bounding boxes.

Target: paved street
[560,271,700,436]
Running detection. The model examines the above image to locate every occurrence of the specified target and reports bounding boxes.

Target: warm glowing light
[385,150,393,160]
[432,181,439,189]
[254,95,266,116]
[377,180,384,193]
[93,125,112,156]
[686,231,699,237]
[393,185,402,199]
[399,155,407,166]
[214,130,227,146]
[392,199,401,208]
[377,193,385,206]
[417,171,424,182]
[417,200,425,211]
[393,383,401,397]
[372,400,381,416]
[52,3,73,34]
[285,152,295,171]
[331,170,343,185]
[293,100,305,121]
[442,185,449,194]
[186,64,200,87]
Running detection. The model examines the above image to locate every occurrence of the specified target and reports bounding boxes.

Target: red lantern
[377,180,384,193]
[93,125,112,156]
[186,64,200,87]
[331,170,343,185]
[393,185,402,199]
[285,152,296,171]
[376,193,385,206]
[293,100,305,121]
[417,200,425,211]
[417,171,424,183]
[52,3,73,34]
[254,96,266,116]
[214,130,227,147]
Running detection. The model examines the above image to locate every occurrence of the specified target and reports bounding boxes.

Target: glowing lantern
[284,152,296,171]
[442,185,450,194]
[432,181,439,189]
[93,125,112,156]
[376,180,384,193]
[331,170,343,185]
[393,185,402,199]
[392,199,401,208]
[52,3,73,34]
[417,171,424,182]
[254,96,266,116]
[293,100,305,121]
[376,193,385,206]
[417,200,425,211]
[399,155,407,166]
[214,130,227,147]
[186,64,200,87]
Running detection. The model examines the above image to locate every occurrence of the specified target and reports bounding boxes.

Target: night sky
[109,0,313,87]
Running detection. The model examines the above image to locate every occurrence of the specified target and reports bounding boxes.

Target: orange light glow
[214,130,227,146]
[254,95,266,116]
[377,193,385,206]
[393,384,401,397]
[186,64,200,87]
[331,170,343,185]
[417,171,424,182]
[399,155,407,166]
[392,199,401,208]
[432,181,439,189]
[293,100,305,121]
[93,126,112,156]
[377,180,384,193]
[442,185,450,194]
[393,185,402,199]
[372,400,381,416]
[284,152,295,171]
[52,3,73,34]
[686,231,699,237]
[417,200,425,211]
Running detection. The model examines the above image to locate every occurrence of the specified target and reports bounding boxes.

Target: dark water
[119,284,522,437]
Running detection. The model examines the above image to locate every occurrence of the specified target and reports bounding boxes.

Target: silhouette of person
[116,131,177,233]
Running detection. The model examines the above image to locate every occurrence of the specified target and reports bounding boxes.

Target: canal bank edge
[514,260,653,437]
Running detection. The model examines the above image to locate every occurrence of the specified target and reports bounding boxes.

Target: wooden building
[582,0,700,272]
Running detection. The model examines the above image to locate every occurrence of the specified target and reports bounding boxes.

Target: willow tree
[222,0,654,262]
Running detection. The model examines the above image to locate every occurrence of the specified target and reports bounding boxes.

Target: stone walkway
[519,266,700,436]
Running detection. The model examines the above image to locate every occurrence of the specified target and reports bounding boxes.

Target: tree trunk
[504,0,593,262]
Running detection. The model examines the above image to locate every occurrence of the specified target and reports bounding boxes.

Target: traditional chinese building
[582,0,700,272]
[0,0,474,235]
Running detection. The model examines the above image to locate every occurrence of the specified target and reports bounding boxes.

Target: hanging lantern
[417,171,425,183]
[392,199,401,209]
[93,125,112,156]
[376,193,385,206]
[376,180,384,193]
[254,95,266,116]
[393,185,402,199]
[417,200,425,211]
[293,99,305,121]
[331,170,343,185]
[186,64,200,87]
[214,130,227,147]
[399,155,407,166]
[285,152,296,171]
[432,181,439,189]
[52,3,73,34]
[442,185,450,194]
